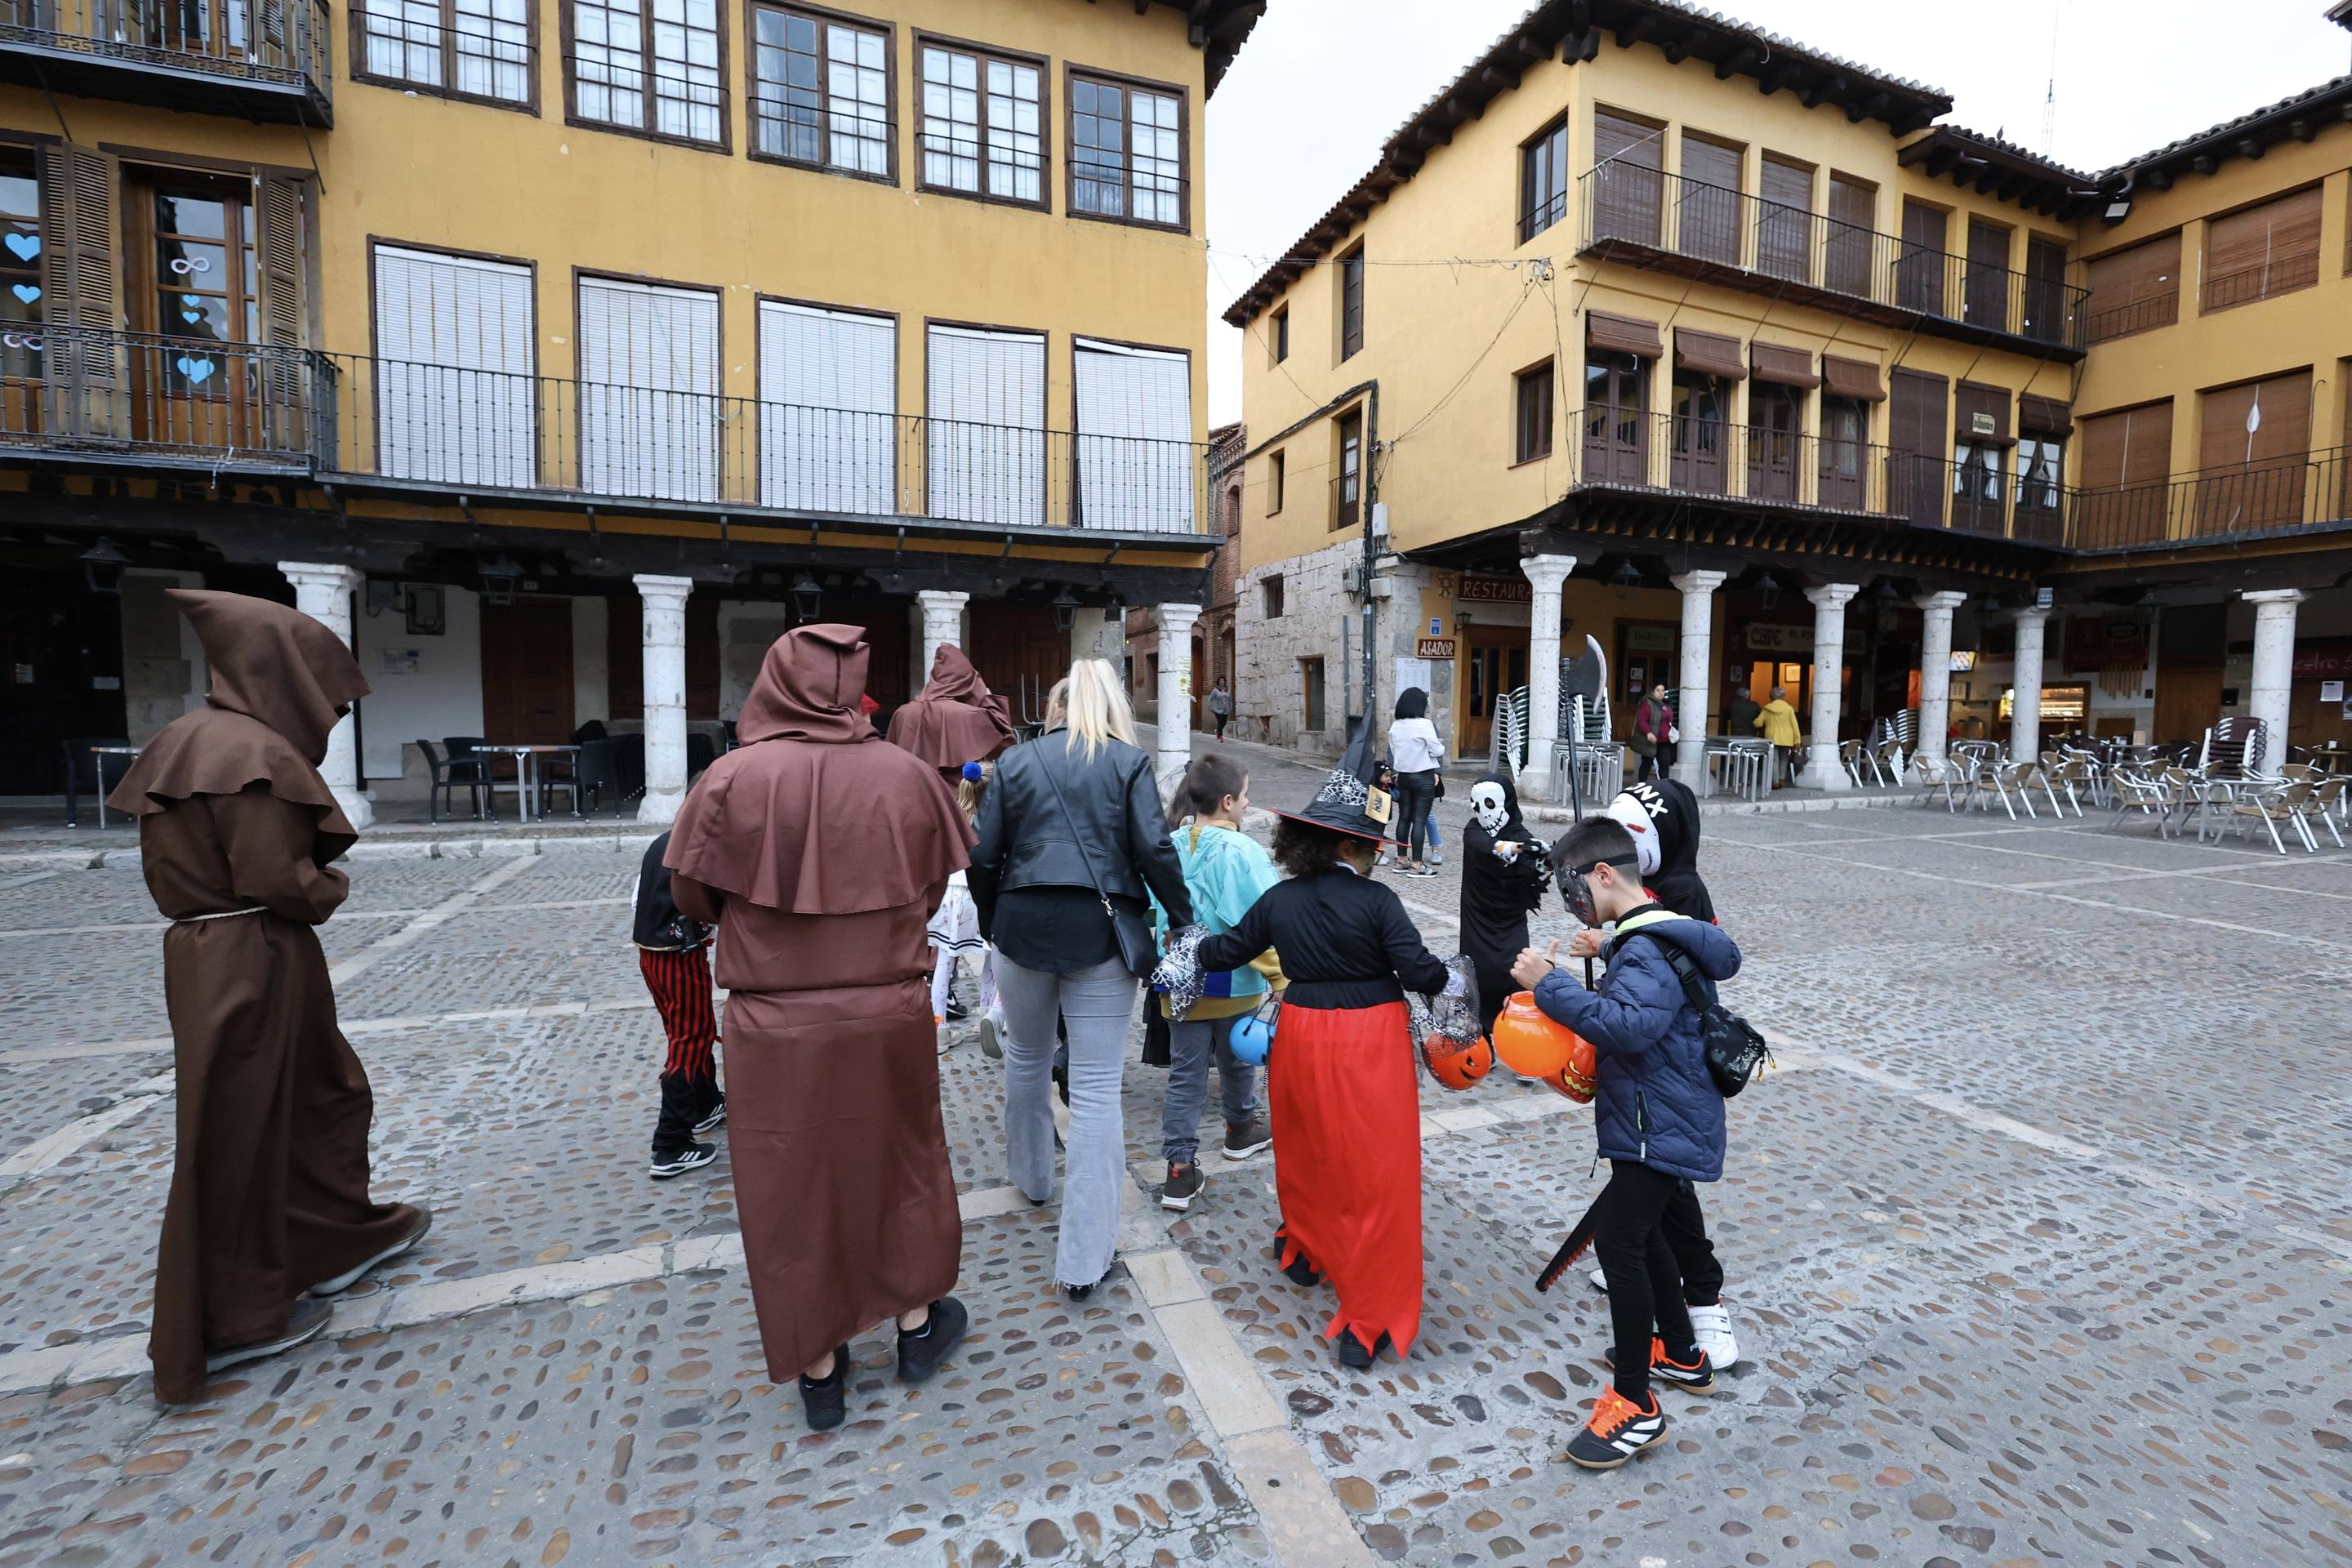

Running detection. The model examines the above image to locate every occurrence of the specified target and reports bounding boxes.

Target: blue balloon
[1232,1009,1276,1065]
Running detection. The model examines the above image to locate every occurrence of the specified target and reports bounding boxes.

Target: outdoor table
[74,744,144,829]
[477,743,582,824]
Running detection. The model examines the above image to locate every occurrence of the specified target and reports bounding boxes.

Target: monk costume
[663,622,976,1428]
[106,589,429,1404]
[886,643,1018,771]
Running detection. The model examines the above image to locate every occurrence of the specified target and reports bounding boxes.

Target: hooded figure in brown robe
[887,644,1018,772]
[664,623,974,1386]
[107,589,427,1403]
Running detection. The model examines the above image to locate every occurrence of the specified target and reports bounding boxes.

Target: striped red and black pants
[640,946,720,1152]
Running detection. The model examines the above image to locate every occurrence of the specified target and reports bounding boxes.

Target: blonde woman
[967,659,1194,1298]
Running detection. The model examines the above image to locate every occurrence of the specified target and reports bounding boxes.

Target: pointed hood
[666,623,972,914]
[176,588,369,764]
[737,622,872,745]
[105,588,362,857]
[1266,711,1402,844]
[887,643,1018,769]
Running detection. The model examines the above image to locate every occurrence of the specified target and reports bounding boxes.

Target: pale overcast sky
[1203,0,2352,425]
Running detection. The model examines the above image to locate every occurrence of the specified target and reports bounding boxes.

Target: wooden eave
[1895,128,2104,220]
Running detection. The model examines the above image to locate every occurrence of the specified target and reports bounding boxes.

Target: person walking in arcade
[1184,719,1449,1369]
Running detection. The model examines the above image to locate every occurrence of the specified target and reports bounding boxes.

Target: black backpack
[1623,929,1772,1097]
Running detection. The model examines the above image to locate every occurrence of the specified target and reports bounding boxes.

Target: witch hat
[1266,710,1401,844]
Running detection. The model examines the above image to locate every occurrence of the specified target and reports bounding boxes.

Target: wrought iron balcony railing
[313,353,1211,537]
[0,0,331,123]
[1578,165,2087,350]
[0,326,323,470]
[1574,407,1896,518]
[2069,447,2352,552]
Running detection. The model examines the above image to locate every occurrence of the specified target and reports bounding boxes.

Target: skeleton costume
[1459,771,1548,1040]
[1606,778,1715,923]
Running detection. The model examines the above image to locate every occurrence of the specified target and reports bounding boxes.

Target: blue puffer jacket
[1531,910,1742,1182]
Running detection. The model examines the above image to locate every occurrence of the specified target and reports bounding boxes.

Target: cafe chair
[417,738,490,824]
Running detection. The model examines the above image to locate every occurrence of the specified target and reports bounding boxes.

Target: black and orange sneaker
[1565,1388,1668,1470]
[1649,1337,1716,1394]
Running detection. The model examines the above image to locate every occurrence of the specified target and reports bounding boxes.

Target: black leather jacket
[968,728,1194,931]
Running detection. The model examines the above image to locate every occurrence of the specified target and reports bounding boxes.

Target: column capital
[1913,590,1969,613]
[1520,553,1577,590]
[277,560,363,595]
[916,588,970,611]
[2243,588,2307,607]
[1669,568,1727,595]
[1805,581,1861,610]
[2011,604,2051,627]
[1154,601,1203,634]
[631,572,693,604]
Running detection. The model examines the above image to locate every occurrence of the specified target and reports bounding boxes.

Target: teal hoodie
[1152,821,1285,1017]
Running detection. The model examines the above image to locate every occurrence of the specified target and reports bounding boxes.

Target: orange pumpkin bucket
[1492,991,1577,1079]
[1546,1030,1599,1103]
[1421,1031,1494,1093]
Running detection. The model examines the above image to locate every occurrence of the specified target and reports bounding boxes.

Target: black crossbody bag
[1037,746,1160,980]
[1623,930,1773,1097]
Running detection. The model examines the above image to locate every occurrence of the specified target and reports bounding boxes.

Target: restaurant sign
[1415,638,1458,659]
[1459,574,1535,604]
[1745,622,1815,656]
[2292,640,2352,680]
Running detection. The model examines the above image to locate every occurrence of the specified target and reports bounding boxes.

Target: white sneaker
[1688,1303,1740,1370]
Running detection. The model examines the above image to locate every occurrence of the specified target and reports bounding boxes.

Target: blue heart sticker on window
[10,283,36,305]
[175,355,216,384]
[181,308,203,323]
[2,233,38,261]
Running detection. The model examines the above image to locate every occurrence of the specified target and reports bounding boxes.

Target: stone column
[635,574,693,825]
[2244,588,2305,776]
[1669,569,1726,783]
[2008,607,2050,764]
[915,589,969,691]
[278,561,373,831]
[1913,590,1968,766]
[1152,601,1201,793]
[1797,582,1860,791]
[1516,553,1578,800]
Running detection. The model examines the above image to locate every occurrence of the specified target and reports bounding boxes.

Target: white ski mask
[1470,781,1510,836]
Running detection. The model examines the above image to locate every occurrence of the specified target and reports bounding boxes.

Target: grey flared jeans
[995,955,1137,1290]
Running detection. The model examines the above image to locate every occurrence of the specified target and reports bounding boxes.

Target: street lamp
[78,538,130,595]
[1609,559,1643,599]
[1753,572,1782,611]
[479,556,523,608]
[1050,587,1080,634]
[790,573,824,622]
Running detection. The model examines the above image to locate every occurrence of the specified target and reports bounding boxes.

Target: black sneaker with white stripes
[1565,1388,1668,1470]
[693,1095,726,1137]
[648,1142,717,1179]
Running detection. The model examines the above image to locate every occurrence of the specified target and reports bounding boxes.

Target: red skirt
[1270,1000,1423,1356]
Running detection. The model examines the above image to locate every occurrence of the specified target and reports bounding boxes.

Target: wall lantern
[1051,587,1081,634]
[1753,572,1781,611]
[1608,559,1644,599]
[790,573,824,622]
[479,556,523,608]
[79,537,131,595]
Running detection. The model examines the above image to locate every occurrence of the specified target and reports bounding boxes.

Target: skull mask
[1470,780,1510,836]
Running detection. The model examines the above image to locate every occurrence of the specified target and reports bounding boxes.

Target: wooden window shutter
[1954,382,2011,444]
[38,142,126,441]
[2018,395,2071,435]
[1821,354,1885,402]
[1748,341,1818,387]
[1586,310,1662,359]
[2076,401,2172,545]
[2198,370,2310,469]
[1676,134,1740,265]
[257,174,309,350]
[1592,109,1662,246]
[2203,187,2322,312]
[2082,234,2180,341]
[1757,155,1811,281]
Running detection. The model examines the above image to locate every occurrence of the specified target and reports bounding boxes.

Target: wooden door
[2153,669,2222,748]
[1757,155,1812,281]
[1896,200,1949,314]
[2022,237,2068,344]
[2194,370,2310,534]
[1825,173,1875,297]
[1965,220,2011,333]
[1462,626,1528,758]
[1886,368,1948,530]
[2076,402,2175,546]
[479,595,575,744]
[1668,372,1726,493]
[1592,109,1663,246]
[1676,135,1741,265]
[1583,352,1649,485]
[969,603,1068,730]
[128,177,264,454]
[1746,382,1802,501]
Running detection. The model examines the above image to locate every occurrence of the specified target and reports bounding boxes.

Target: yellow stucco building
[1224,0,2352,799]
[0,0,1261,818]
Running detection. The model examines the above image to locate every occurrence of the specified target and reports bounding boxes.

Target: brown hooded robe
[106,589,420,1403]
[886,644,1018,771]
[665,624,974,1379]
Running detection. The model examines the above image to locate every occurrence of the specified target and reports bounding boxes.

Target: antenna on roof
[2040,0,2061,156]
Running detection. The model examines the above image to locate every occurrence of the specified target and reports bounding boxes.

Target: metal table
[83,745,144,828]
[478,743,582,823]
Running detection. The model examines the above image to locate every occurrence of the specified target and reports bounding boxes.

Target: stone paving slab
[0,1208,1276,1568]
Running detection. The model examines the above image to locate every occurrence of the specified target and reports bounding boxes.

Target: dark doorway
[479,594,575,744]
[1886,368,1949,531]
[969,603,1069,729]
[1584,351,1650,486]
[1668,372,1726,493]
[1,566,127,795]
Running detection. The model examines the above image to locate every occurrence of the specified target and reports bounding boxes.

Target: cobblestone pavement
[3,757,2350,1567]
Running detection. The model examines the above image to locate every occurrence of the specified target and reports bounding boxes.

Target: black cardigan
[1198,866,1447,1009]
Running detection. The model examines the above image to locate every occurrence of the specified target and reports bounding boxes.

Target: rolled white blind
[577,276,720,503]
[372,244,537,488]
[760,301,895,514]
[1073,336,1192,533]
[926,323,1044,527]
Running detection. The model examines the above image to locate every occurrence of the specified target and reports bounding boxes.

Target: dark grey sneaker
[1221,1116,1272,1160]
[649,1143,717,1179]
[897,1295,969,1383]
[692,1096,726,1137]
[205,1296,332,1375]
[1159,1161,1205,1211]
[310,1205,433,1296]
